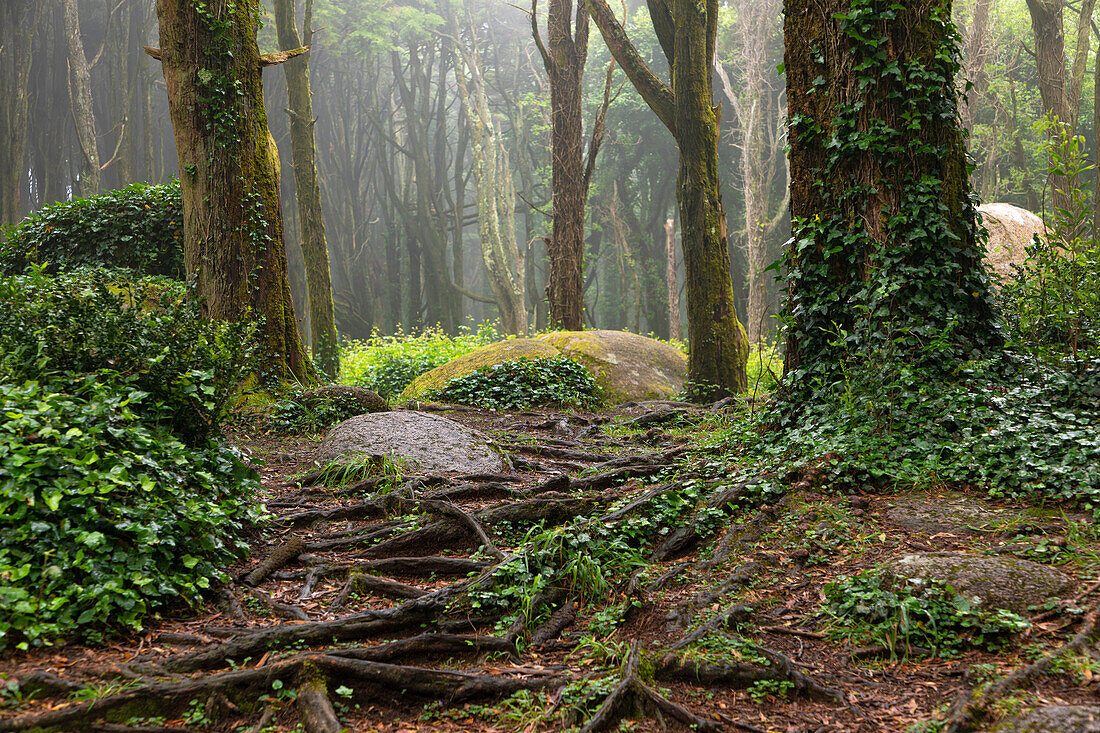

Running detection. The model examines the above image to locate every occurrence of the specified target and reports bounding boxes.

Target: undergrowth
[340,324,499,398]
[823,569,1030,658]
[425,357,602,410]
[0,268,259,649]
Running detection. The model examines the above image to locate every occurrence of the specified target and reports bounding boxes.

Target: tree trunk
[535,0,588,330]
[584,0,748,397]
[273,0,339,378]
[152,0,313,384]
[63,0,100,198]
[665,218,680,340]
[0,1,39,226]
[453,44,528,336]
[782,0,996,383]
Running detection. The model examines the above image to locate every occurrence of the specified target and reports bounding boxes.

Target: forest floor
[2,400,1100,733]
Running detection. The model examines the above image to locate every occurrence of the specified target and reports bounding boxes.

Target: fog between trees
[0,0,1090,346]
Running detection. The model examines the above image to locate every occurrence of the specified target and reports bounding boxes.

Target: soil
[1,400,1098,733]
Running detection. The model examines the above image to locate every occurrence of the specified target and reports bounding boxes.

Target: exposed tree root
[296,662,342,733]
[243,586,310,621]
[941,601,1100,733]
[329,572,427,609]
[325,632,514,662]
[579,642,722,733]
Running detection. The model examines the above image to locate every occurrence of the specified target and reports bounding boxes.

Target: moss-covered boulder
[399,330,687,405]
[534,330,687,404]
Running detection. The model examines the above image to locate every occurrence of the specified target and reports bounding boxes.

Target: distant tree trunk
[150,0,313,384]
[665,218,680,340]
[0,1,39,226]
[273,0,339,378]
[63,0,100,198]
[533,0,588,330]
[453,44,528,336]
[585,0,748,397]
[782,0,996,380]
[1024,0,1096,210]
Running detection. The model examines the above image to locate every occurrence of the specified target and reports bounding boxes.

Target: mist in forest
[0,0,1089,344]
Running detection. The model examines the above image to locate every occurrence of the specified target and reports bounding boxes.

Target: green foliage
[0,378,261,650]
[823,569,1030,658]
[0,268,253,446]
[340,324,499,398]
[997,118,1100,362]
[748,679,794,704]
[426,357,602,410]
[0,181,183,277]
[0,269,260,649]
[269,390,366,434]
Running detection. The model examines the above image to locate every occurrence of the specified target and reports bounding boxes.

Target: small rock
[996,705,1100,732]
[789,548,811,566]
[313,411,504,474]
[886,552,1073,613]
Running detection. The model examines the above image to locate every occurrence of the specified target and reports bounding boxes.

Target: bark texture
[584,0,748,397]
[453,44,528,336]
[152,0,313,384]
[63,0,101,198]
[534,0,589,330]
[274,0,339,378]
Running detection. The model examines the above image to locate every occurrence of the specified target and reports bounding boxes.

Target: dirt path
[2,402,1098,732]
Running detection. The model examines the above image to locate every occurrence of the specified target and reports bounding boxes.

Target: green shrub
[269,389,371,433]
[0,377,261,650]
[996,119,1100,362]
[425,357,602,410]
[0,181,184,277]
[0,269,260,649]
[823,569,1029,657]
[0,268,252,446]
[340,324,499,398]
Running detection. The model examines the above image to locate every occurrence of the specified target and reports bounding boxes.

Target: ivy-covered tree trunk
[150,0,313,384]
[782,0,997,385]
[273,0,339,378]
[584,0,748,398]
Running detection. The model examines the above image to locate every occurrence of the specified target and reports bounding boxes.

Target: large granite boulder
[978,202,1047,283]
[996,706,1100,732]
[312,411,505,474]
[886,552,1072,613]
[400,330,688,405]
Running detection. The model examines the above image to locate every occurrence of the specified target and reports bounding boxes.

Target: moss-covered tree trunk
[584,0,748,397]
[151,0,313,384]
[273,0,339,378]
[453,44,528,336]
[782,0,996,384]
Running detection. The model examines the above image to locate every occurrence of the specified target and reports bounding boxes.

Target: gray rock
[313,411,505,474]
[885,552,1073,613]
[886,497,1026,536]
[996,705,1100,733]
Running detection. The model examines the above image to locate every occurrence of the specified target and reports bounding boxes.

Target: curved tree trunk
[583,0,748,398]
[63,0,100,198]
[273,0,339,378]
[151,0,313,384]
[453,44,528,336]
